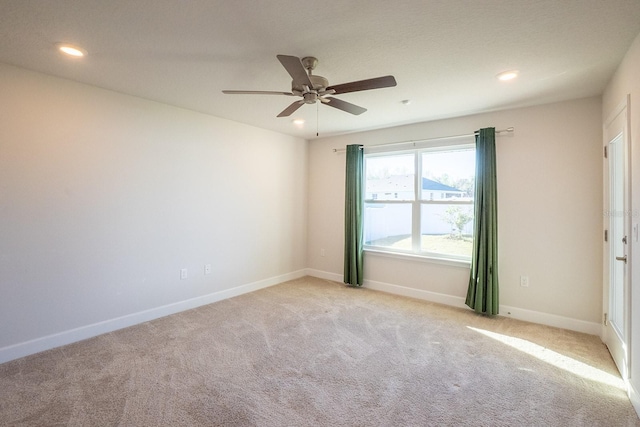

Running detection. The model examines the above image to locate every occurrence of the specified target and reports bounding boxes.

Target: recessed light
[497,70,519,81]
[401,99,411,105]
[56,43,87,58]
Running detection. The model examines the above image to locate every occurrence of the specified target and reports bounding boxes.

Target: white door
[603,96,630,380]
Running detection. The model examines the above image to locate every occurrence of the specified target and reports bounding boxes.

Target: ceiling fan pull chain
[316,101,319,137]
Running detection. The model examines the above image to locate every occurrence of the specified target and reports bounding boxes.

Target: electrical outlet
[180,268,188,280]
[320,248,325,257]
[204,264,212,275]
[520,275,529,287]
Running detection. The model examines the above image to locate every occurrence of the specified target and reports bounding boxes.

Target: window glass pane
[362,145,476,262]
[421,149,475,201]
[421,203,474,257]
[365,154,414,201]
[364,203,412,250]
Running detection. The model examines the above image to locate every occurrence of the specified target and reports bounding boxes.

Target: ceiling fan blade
[277,55,313,87]
[222,90,295,96]
[323,97,367,115]
[327,75,397,94]
[277,100,304,117]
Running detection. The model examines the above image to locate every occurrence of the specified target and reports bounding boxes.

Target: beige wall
[308,97,603,328]
[603,30,640,416]
[0,64,308,360]
[0,57,617,368]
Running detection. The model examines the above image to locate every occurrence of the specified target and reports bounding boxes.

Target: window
[364,142,475,262]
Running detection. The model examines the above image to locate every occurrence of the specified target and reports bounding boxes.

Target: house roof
[422,178,461,192]
[367,175,462,193]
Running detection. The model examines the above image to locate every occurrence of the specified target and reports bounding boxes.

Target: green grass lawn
[368,234,472,256]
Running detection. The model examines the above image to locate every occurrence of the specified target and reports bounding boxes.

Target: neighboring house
[365,175,473,244]
[422,177,468,201]
[366,175,467,201]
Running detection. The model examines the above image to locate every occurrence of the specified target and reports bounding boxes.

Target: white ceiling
[1,0,639,140]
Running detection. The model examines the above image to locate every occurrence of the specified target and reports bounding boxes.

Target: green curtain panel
[344,144,364,286]
[465,128,499,315]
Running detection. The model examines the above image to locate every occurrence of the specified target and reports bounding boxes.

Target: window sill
[364,248,471,268]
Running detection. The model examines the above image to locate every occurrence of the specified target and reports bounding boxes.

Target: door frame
[602,94,632,381]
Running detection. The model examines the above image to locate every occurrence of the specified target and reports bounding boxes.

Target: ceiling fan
[222,55,397,117]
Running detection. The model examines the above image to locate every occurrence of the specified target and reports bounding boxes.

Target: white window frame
[363,138,475,265]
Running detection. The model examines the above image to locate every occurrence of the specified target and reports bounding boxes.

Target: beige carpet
[1,276,638,426]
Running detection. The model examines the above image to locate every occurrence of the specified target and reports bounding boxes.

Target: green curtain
[465,128,499,315]
[344,144,364,286]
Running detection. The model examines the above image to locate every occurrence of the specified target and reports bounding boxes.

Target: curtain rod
[332,127,514,152]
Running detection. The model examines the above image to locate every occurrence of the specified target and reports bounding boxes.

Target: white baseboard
[499,304,601,335]
[304,268,342,283]
[0,270,306,365]
[630,381,640,420]
[3,268,604,365]
[305,269,601,335]
[364,278,468,309]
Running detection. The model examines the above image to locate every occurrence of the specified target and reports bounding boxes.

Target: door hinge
[604,313,608,326]
[604,146,608,158]
[604,229,608,242]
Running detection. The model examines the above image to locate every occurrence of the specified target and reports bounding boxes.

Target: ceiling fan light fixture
[497,70,519,81]
[292,119,305,126]
[56,43,87,58]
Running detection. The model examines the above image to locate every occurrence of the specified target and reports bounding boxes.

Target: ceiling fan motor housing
[293,74,329,93]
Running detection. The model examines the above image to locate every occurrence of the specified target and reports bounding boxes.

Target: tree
[440,206,473,239]
[452,177,475,197]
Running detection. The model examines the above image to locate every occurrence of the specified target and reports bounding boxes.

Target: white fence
[364,203,474,244]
